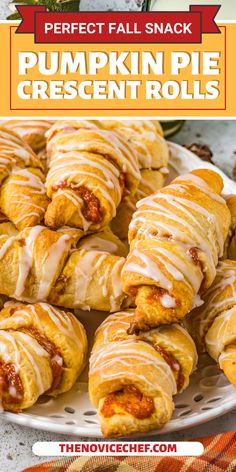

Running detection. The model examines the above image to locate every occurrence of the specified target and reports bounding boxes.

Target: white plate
[2,142,236,438]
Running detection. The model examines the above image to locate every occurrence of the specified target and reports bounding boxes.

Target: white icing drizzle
[2,120,53,140]
[17,333,49,395]
[101,119,166,169]
[39,303,84,349]
[75,250,108,308]
[74,249,125,311]
[188,261,236,347]
[78,236,118,254]
[109,258,125,312]
[36,234,71,301]
[134,191,219,268]
[122,247,173,291]
[0,236,16,260]
[161,294,176,309]
[54,190,91,232]
[10,169,45,194]
[90,339,177,395]
[124,171,226,311]
[14,226,45,299]
[46,126,140,228]
[0,128,37,175]
[205,306,236,362]
[0,331,21,371]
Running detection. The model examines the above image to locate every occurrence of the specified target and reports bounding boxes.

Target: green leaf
[7,12,21,20]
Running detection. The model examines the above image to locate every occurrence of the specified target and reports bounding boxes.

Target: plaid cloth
[23,429,236,472]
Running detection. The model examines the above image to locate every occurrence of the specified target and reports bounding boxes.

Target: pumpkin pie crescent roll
[0,226,128,312]
[45,124,140,231]
[0,127,49,230]
[186,259,236,387]
[0,302,88,412]
[122,169,231,332]
[89,309,197,438]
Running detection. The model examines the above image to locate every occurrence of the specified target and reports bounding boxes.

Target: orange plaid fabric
[23,429,236,472]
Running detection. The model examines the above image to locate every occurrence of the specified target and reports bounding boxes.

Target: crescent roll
[186,259,236,387]
[122,169,231,333]
[0,127,49,230]
[0,302,88,412]
[45,122,140,231]
[89,310,197,438]
[0,226,128,312]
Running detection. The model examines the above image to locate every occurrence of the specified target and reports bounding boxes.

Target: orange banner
[0,21,236,117]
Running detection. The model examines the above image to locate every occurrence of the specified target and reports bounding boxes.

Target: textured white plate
[2,142,236,438]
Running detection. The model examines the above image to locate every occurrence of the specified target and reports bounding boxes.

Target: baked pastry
[45,122,140,231]
[77,226,128,257]
[0,120,54,154]
[0,301,88,412]
[89,309,197,438]
[186,259,236,387]
[1,168,49,231]
[224,196,236,260]
[0,127,49,230]
[110,169,166,240]
[100,120,169,170]
[0,226,128,312]
[46,120,98,158]
[122,169,231,332]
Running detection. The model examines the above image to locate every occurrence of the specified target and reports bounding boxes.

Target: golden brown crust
[89,309,197,438]
[0,302,88,412]
[45,123,140,231]
[0,127,48,230]
[100,120,169,169]
[0,226,128,312]
[1,120,54,154]
[0,168,49,231]
[186,259,236,387]
[122,169,231,332]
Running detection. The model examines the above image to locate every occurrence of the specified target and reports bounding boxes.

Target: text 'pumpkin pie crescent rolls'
[0,127,49,231]
[0,302,88,412]
[44,120,140,231]
[89,309,197,438]
[122,169,231,333]
[0,225,128,312]
[186,259,236,388]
